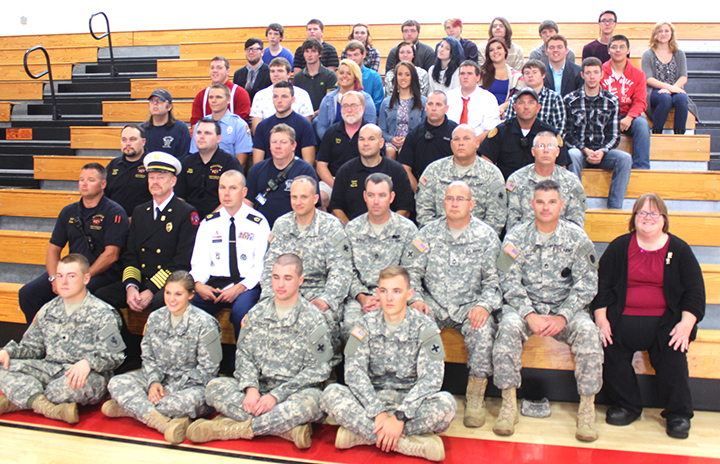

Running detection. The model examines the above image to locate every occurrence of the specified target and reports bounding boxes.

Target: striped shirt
[563,87,620,152]
[504,86,567,136]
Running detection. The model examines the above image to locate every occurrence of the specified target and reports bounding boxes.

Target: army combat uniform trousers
[107,371,212,422]
[0,360,109,408]
[204,377,325,436]
[493,309,604,395]
[322,384,456,440]
[435,316,495,379]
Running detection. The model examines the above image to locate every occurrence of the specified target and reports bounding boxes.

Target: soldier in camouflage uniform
[342,173,418,340]
[493,180,602,442]
[505,131,586,231]
[186,254,332,449]
[260,176,352,355]
[102,271,222,444]
[322,266,456,462]
[0,254,125,424]
[406,181,502,429]
[415,124,507,235]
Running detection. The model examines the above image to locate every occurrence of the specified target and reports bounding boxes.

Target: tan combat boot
[101,399,132,418]
[492,387,518,436]
[576,395,599,442]
[31,394,78,424]
[397,434,445,462]
[143,409,190,444]
[186,415,253,443]
[334,426,375,449]
[0,393,21,415]
[464,376,488,427]
[277,423,312,449]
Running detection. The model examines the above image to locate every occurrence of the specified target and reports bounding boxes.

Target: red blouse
[623,234,670,316]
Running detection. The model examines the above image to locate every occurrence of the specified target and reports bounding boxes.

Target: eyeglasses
[246,47,263,52]
[341,104,362,111]
[444,196,471,203]
[535,144,558,151]
[600,19,616,24]
[637,211,662,218]
[609,45,628,51]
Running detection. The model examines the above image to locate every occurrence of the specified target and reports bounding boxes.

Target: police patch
[488,127,498,138]
[191,212,200,226]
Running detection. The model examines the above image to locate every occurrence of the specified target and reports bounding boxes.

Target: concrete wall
[0,0,709,37]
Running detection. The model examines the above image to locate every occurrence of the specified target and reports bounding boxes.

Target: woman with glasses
[642,22,698,134]
[316,59,377,140]
[379,61,427,159]
[592,193,705,439]
[478,17,524,71]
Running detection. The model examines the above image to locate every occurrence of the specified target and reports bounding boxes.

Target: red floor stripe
[0,406,718,464]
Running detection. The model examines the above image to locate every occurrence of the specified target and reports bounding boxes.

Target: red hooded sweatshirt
[600,59,647,118]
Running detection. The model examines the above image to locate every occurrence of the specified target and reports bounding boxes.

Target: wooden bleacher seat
[0,33,133,49]
[33,155,114,181]
[70,126,121,150]
[131,77,210,99]
[583,170,720,201]
[0,64,72,82]
[0,47,97,65]
[0,82,44,100]
[0,283,25,324]
[0,230,67,265]
[0,102,10,121]
[617,134,709,161]
[103,100,193,123]
[156,59,247,79]
[645,109,697,131]
[0,189,80,218]
[584,210,720,247]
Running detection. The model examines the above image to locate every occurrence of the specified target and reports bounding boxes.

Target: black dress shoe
[666,417,691,439]
[606,406,640,426]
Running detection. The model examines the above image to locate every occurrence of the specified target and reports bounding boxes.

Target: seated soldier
[506,131,586,231]
[415,124,507,234]
[190,170,270,338]
[176,118,241,218]
[322,265,456,462]
[260,176,352,357]
[341,173,418,340]
[494,180,602,442]
[0,254,125,424]
[406,181,501,429]
[186,253,333,449]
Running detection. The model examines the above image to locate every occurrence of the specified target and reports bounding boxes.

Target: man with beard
[105,124,153,217]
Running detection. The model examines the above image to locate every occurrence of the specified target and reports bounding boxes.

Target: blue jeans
[650,89,689,133]
[621,114,650,169]
[568,148,632,209]
[191,284,261,339]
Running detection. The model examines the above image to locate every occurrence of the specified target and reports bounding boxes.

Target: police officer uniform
[190,203,270,337]
[18,195,128,323]
[398,116,458,183]
[174,148,241,218]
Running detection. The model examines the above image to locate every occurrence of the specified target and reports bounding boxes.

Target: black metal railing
[23,46,60,120]
[89,12,118,77]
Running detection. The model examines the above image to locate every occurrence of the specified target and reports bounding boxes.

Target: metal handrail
[89,12,118,77]
[23,46,61,120]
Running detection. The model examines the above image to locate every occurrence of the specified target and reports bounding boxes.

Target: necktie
[246,68,256,90]
[155,207,161,221]
[229,217,240,281]
[460,97,469,124]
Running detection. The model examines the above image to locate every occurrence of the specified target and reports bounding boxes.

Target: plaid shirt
[504,87,567,137]
[341,46,380,72]
[563,87,620,152]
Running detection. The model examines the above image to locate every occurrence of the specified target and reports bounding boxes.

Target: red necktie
[460,97,469,124]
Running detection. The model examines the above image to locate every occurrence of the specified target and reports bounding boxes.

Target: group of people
[0,14,706,463]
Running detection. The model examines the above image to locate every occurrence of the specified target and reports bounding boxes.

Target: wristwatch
[48,275,56,282]
[394,410,408,423]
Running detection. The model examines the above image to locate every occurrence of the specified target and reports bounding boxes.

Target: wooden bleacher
[102,100,193,123]
[0,47,97,65]
[583,170,720,201]
[0,189,81,217]
[33,155,114,181]
[131,77,212,99]
[0,63,72,81]
[0,102,10,121]
[0,82,44,100]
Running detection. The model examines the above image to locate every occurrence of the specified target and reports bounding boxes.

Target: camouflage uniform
[0,293,125,409]
[341,211,418,339]
[204,296,332,436]
[505,164,587,231]
[405,217,502,378]
[322,309,456,439]
[107,304,222,421]
[415,156,507,234]
[494,219,603,395]
[261,210,352,350]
